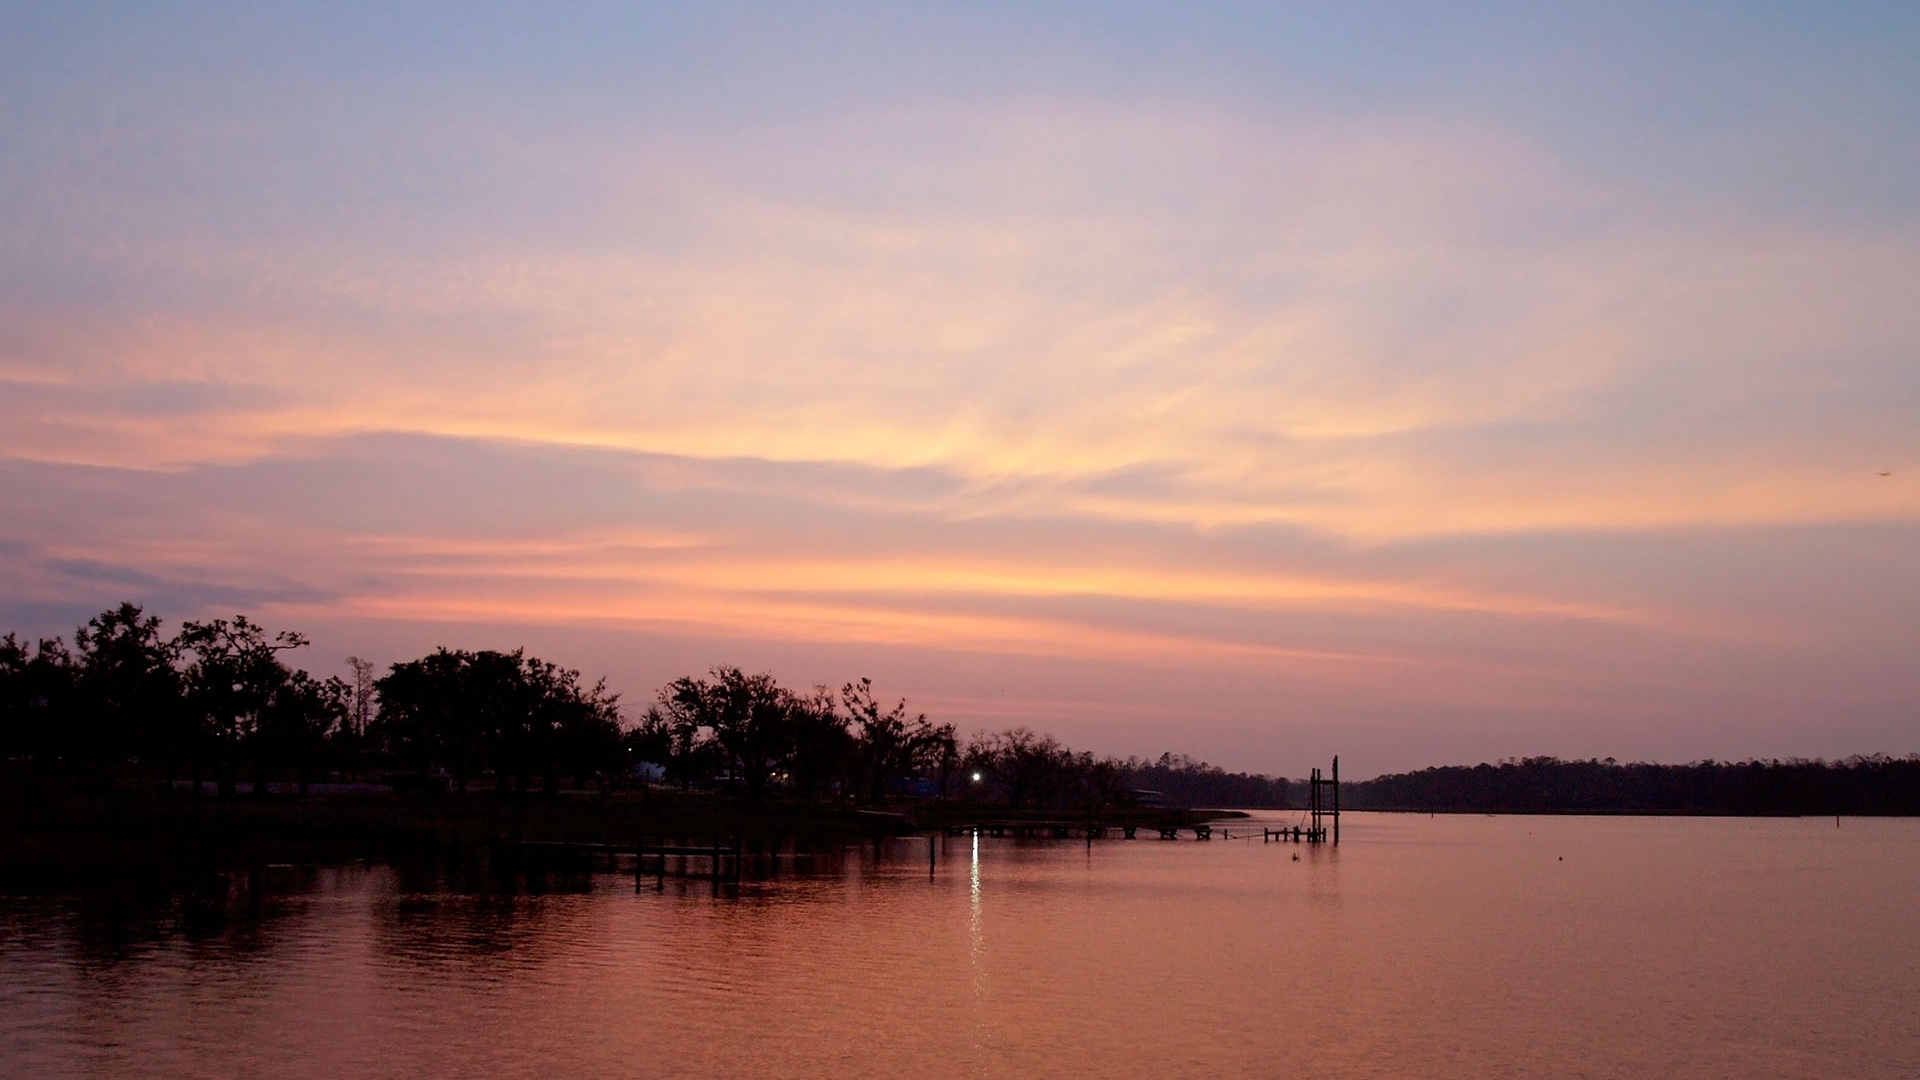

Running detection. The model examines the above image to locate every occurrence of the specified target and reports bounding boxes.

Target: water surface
[3,813,1916,1079]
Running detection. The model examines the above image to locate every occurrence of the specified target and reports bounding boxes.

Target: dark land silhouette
[4,602,1916,887]
[0,603,1255,886]
[0,602,1283,806]
[1347,755,1920,815]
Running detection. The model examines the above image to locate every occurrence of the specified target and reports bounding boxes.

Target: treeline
[1115,752,1291,809]
[1,603,1291,810]
[0,603,623,799]
[1348,755,1920,815]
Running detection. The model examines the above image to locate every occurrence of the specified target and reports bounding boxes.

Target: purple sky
[4,3,1917,777]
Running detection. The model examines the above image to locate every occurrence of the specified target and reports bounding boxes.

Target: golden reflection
[968,832,981,955]
[968,832,994,1065]
[969,832,988,1023]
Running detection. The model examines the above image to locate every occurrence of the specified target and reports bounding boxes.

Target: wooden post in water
[1300,758,1343,844]
[1333,755,1340,846]
[1310,767,1320,842]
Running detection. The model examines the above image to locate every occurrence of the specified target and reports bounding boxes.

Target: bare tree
[345,655,377,739]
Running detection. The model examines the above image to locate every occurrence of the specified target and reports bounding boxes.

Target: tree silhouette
[636,684,712,792]
[552,672,623,801]
[73,603,181,776]
[785,686,852,799]
[0,633,77,770]
[375,648,480,792]
[175,616,308,797]
[842,678,950,804]
[345,655,376,740]
[703,667,793,802]
[257,669,348,794]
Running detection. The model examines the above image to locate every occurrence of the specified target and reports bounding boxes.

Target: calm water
[3,812,1917,1079]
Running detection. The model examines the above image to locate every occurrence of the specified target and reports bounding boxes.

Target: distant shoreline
[1344,756,1920,816]
[1348,806,1915,817]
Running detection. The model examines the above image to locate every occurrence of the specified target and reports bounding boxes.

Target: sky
[3,2,1917,777]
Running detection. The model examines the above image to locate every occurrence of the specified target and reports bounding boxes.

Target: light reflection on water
[3,813,1919,1079]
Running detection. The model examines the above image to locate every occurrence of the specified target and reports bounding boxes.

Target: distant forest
[0,602,1288,810]
[1347,756,1920,815]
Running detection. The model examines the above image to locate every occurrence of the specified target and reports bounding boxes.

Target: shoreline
[0,790,1242,892]
[1347,806,1916,817]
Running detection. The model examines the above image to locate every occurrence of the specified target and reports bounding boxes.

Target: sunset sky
[3,3,1916,776]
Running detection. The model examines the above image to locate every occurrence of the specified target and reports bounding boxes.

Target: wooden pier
[1261,756,1340,844]
[498,755,1345,885]
[500,837,744,885]
[943,819,1223,840]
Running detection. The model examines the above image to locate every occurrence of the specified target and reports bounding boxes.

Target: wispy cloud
[4,6,1917,770]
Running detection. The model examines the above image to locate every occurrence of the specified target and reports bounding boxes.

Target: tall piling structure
[1308,757,1342,845]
